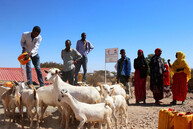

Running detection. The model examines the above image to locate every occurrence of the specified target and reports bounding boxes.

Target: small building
[0,67,50,86]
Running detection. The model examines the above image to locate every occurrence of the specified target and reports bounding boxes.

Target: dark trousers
[119,76,130,94]
[26,54,44,86]
[62,69,75,85]
[75,56,87,83]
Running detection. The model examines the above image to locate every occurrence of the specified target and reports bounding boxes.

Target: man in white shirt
[20,26,44,86]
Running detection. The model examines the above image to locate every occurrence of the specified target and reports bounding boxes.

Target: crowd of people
[20,26,191,106]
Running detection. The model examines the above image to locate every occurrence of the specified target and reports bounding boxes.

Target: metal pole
[105,63,106,84]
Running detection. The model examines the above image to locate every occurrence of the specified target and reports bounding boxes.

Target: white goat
[58,89,112,129]
[1,84,21,123]
[104,89,128,128]
[20,85,39,128]
[100,83,130,104]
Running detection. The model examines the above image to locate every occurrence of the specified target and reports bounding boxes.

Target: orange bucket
[18,52,31,65]
[174,112,193,129]
[3,82,13,88]
[158,108,178,129]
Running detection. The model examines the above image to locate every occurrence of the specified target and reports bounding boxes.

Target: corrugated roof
[0,67,50,85]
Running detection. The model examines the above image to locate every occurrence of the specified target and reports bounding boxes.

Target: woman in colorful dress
[134,49,148,104]
[168,51,191,105]
[149,48,166,105]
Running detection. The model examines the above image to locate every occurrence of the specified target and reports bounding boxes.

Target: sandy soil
[1,88,193,129]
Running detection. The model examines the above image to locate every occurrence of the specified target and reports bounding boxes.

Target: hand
[73,61,77,64]
[167,59,170,64]
[22,48,26,53]
[24,53,31,60]
[126,76,130,82]
[117,79,120,83]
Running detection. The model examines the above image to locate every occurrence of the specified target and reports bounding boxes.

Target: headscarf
[134,49,148,78]
[171,51,191,82]
[155,48,162,56]
[138,49,143,53]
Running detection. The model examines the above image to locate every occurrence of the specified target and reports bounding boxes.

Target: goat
[58,89,112,129]
[1,83,21,123]
[104,88,128,128]
[20,85,39,128]
[99,83,130,104]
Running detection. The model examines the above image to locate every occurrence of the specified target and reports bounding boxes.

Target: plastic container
[18,52,31,65]
[3,81,13,88]
[174,112,193,129]
[158,108,178,129]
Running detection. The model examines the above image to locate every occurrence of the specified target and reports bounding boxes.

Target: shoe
[182,101,185,105]
[136,101,139,105]
[170,100,177,105]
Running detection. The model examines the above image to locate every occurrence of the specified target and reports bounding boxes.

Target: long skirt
[172,72,187,101]
[134,69,146,102]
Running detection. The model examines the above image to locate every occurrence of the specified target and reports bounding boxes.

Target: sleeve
[127,58,131,77]
[116,60,120,79]
[30,36,42,54]
[76,40,79,51]
[20,33,26,48]
[61,50,64,60]
[134,59,138,69]
[74,49,82,61]
[87,41,94,54]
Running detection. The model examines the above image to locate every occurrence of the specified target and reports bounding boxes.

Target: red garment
[155,48,162,56]
[134,69,146,102]
[163,64,170,86]
[172,72,187,101]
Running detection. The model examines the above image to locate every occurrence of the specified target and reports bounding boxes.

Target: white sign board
[105,48,119,63]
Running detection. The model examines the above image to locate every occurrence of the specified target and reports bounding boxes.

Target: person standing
[20,26,44,86]
[168,51,191,105]
[74,33,94,85]
[163,64,171,97]
[117,49,131,94]
[134,49,148,104]
[61,40,82,85]
[149,48,166,105]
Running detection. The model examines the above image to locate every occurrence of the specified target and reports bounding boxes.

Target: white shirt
[20,32,42,57]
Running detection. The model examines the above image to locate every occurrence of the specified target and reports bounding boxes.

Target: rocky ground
[0,88,193,129]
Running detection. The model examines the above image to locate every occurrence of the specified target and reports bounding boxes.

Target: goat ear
[55,70,59,74]
[44,70,49,73]
[64,90,68,93]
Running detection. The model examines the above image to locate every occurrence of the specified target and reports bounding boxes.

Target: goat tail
[29,85,37,100]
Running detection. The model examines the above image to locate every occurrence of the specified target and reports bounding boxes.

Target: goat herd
[1,68,130,129]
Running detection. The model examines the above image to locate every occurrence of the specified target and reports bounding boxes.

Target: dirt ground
[1,88,193,129]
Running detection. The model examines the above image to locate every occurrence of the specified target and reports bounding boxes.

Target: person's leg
[74,58,82,84]
[31,54,44,86]
[67,69,75,85]
[120,76,129,94]
[26,60,32,85]
[82,56,88,82]
[62,71,68,82]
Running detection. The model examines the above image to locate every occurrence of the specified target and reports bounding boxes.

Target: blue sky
[0,0,193,72]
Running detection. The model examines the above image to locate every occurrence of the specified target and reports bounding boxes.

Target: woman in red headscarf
[149,48,166,105]
[134,49,148,104]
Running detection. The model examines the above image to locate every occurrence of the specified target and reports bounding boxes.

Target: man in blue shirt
[117,49,131,94]
[74,33,94,85]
